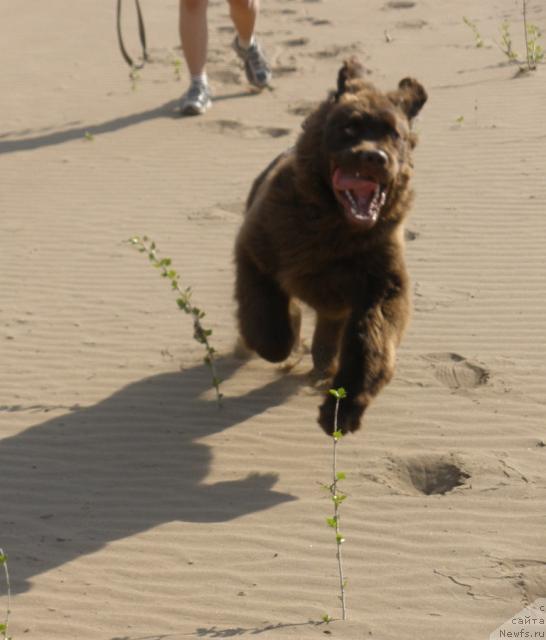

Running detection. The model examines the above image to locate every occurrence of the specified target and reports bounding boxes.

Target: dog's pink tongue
[332,168,378,195]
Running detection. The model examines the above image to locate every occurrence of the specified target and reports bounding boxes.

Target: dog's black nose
[358,149,388,166]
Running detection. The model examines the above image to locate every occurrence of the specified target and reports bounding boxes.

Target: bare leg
[179,0,209,77]
[227,0,258,44]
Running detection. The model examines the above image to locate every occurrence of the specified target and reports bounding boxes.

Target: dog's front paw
[318,394,366,435]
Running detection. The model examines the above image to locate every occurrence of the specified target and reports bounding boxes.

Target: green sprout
[129,67,141,91]
[171,56,183,81]
[523,0,544,70]
[500,21,519,62]
[463,16,484,48]
[128,236,223,405]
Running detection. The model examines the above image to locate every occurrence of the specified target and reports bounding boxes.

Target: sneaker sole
[180,98,212,116]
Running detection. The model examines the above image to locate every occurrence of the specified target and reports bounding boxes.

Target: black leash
[116,0,149,69]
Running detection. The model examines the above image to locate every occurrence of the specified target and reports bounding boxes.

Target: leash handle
[116,0,149,69]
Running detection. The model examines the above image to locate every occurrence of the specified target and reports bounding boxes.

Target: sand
[1,0,545,638]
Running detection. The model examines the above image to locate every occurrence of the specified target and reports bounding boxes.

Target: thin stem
[0,549,10,640]
[332,396,347,621]
[522,0,532,70]
[129,236,222,405]
[522,0,534,71]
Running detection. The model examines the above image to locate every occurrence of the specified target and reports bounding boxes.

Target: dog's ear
[389,77,427,119]
[335,56,366,101]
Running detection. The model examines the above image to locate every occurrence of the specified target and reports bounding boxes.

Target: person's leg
[179,0,212,115]
[228,0,271,88]
[228,0,257,47]
[179,0,208,78]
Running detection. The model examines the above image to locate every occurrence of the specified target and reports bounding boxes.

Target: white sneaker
[232,37,272,89]
[180,80,212,116]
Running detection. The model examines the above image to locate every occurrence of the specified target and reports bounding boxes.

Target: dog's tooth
[345,189,357,208]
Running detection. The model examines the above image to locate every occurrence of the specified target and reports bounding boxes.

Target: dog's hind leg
[235,250,298,363]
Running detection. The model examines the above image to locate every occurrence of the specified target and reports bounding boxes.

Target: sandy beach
[1,0,545,638]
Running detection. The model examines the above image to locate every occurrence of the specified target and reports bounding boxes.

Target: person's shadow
[0,356,304,593]
[0,91,256,156]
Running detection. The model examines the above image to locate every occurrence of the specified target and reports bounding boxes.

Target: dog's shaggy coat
[234,58,427,434]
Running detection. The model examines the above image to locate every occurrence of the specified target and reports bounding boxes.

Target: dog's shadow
[0,357,304,593]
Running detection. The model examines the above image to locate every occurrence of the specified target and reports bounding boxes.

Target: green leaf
[326,517,337,528]
[0,554,6,565]
[336,533,345,544]
[176,298,189,310]
[321,614,333,624]
[332,430,343,440]
[336,471,346,481]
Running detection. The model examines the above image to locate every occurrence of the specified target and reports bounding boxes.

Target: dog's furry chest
[276,237,378,316]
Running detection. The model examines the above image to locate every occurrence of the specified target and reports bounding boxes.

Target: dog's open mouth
[332,168,387,229]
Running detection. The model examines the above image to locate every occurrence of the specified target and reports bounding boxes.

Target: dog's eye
[342,125,358,137]
[389,128,401,140]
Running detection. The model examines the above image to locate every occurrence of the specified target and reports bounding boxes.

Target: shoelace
[187,82,208,103]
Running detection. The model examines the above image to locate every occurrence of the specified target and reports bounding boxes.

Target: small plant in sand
[129,67,141,91]
[463,16,484,48]
[83,131,94,142]
[523,23,544,69]
[0,550,11,640]
[499,21,519,62]
[465,3,543,72]
[128,236,223,405]
[522,0,544,70]
[171,56,183,81]
[322,388,348,621]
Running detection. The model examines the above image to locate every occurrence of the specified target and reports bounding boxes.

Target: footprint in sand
[287,101,317,117]
[272,64,299,77]
[308,43,363,59]
[369,453,470,496]
[383,1,416,9]
[186,200,244,222]
[282,37,309,47]
[207,68,242,85]
[200,120,291,139]
[396,19,428,29]
[425,353,490,390]
[295,16,331,26]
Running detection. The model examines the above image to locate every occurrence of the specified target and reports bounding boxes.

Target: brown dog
[234,58,427,434]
